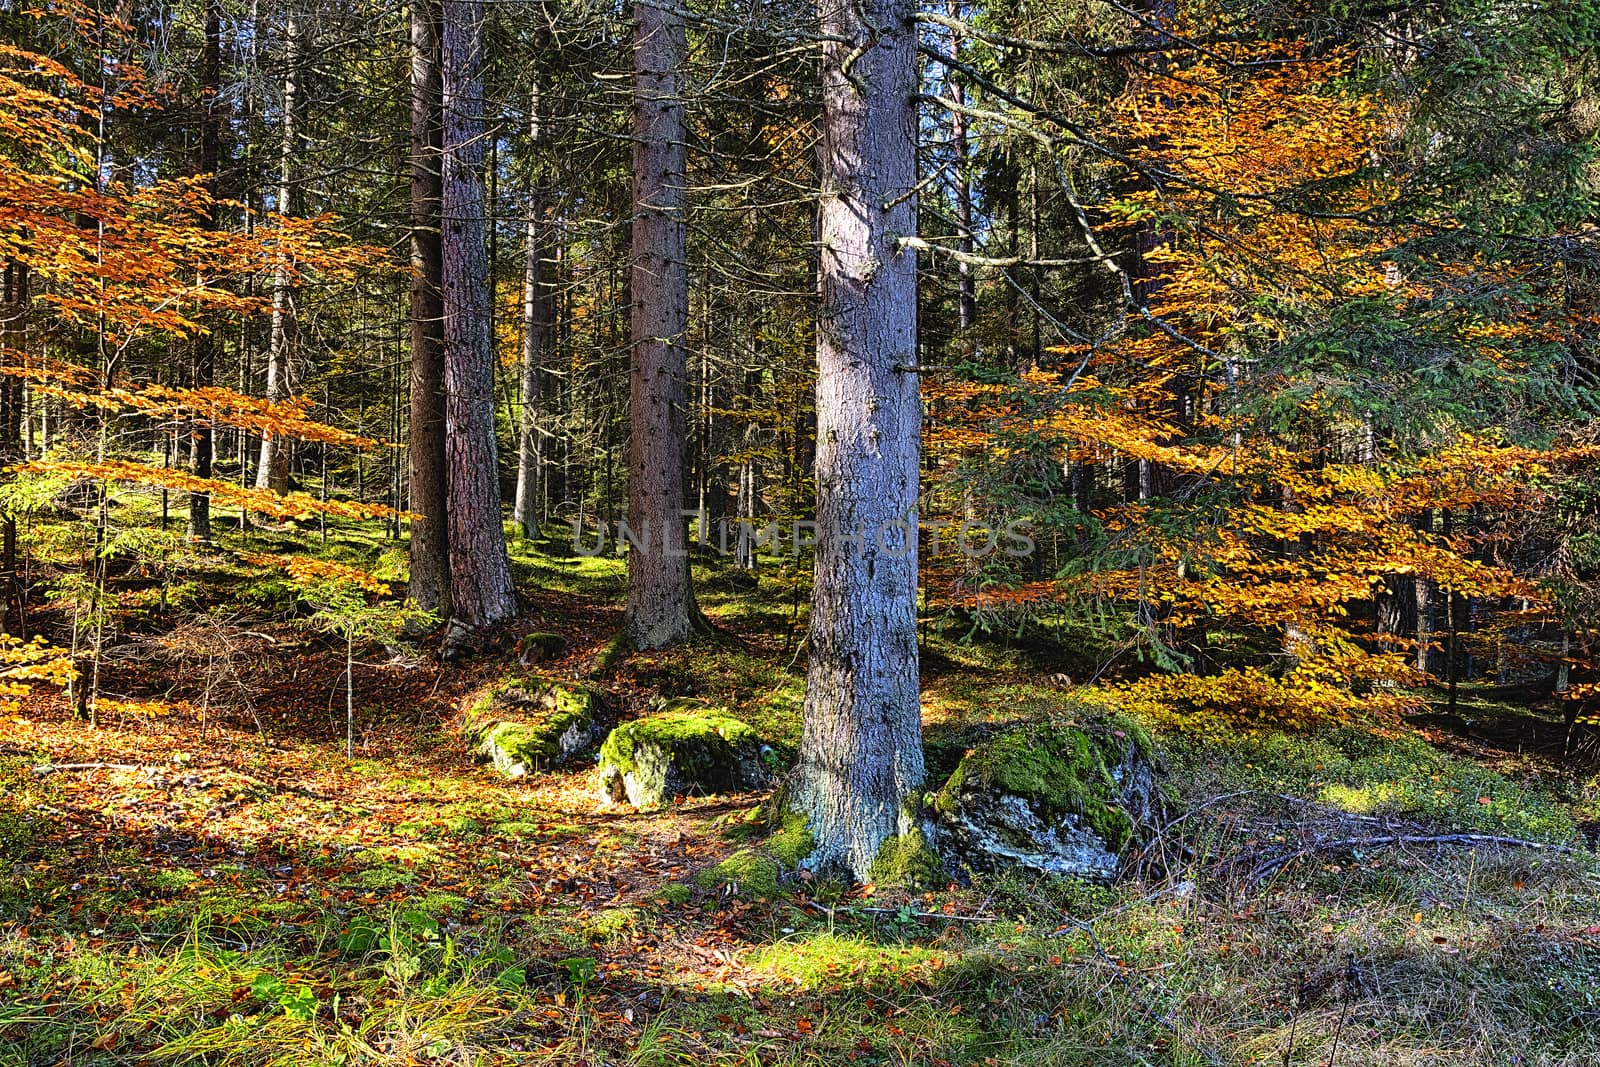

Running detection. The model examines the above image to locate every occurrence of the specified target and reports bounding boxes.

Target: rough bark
[625,0,700,650]
[946,0,975,337]
[787,0,925,882]
[440,0,516,630]
[257,15,301,496]
[187,0,222,542]
[1,258,26,633]
[513,86,552,539]
[407,0,451,614]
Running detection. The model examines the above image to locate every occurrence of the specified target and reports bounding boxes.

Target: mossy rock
[928,717,1159,880]
[598,707,767,807]
[517,631,567,665]
[461,676,605,778]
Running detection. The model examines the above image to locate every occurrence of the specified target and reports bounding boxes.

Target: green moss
[748,934,946,990]
[694,809,813,898]
[516,631,566,664]
[588,630,633,677]
[1165,727,1577,843]
[145,868,201,894]
[766,810,816,868]
[695,848,781,899]
[868,826,946,888]
[583,906,642,942]
[598,708,758,782]
[464,676,602,772]
[346,866,414,891]
[934,719,1144,851]
[656,883,692,906]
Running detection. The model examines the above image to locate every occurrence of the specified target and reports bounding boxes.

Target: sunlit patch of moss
[409,890,468,916]
[345,865,413,891]
[434,815,485,839]
[869,826,946,889]
[599,708,758,770]
[347,758,389,778]
[583,906,643,942]
[144,868,202,894]
[699,807,813,899]
[383,844,440,865]
[146,893,310,934]
[1319,781,1398,814]
[656,883,692,906]
[766,811,816,868]
[696,849,781,899]
[462,677,602,775]
[747,933,947,990]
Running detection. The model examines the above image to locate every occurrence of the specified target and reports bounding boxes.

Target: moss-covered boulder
[598,707,767,807]
[461,677,605,778]
[928,718,1160,880]
[517,631,566,666]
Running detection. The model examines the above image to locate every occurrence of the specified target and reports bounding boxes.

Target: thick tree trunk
[788,0,925,882]
[257,15,300,496]
[407,0,451,614]
[625,0,700,649]
[188,0,222,542]
[513,87,552,538]
[440,0,516,630]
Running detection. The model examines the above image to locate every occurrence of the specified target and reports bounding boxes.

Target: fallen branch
[1246,833,1579,889]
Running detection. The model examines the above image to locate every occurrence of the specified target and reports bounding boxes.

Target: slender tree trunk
[513,86,551,538]
[788,0,925,881]
[188,0,222,542]
[626,0,700,649]
[440,0,516,631]
[946,0,975,338]
[1,259,26,633]
[407,0,451,614]
[257,14,300,495]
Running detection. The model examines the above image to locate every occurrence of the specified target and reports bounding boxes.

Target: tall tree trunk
[188,0,223,542]
[626,0,700,649]
[513,86,551,538]
[1,258,26,633]
[946,0,975,338]
[257,14,301,495]
[407,0,451,614]
[787,0,924,881]
[440,0,516,630]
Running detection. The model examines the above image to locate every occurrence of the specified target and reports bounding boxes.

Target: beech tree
[785,0,925,879]
[439,0,516,632]
[625,0,701,650]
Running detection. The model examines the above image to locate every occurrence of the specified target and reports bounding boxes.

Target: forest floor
[3,531,1599,1066]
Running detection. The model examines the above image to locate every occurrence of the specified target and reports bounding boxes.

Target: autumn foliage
[927,36,1597,733]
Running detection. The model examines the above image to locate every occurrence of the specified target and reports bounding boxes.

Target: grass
[3,544,1599,1066]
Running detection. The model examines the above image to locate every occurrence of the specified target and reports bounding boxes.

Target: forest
[2,0,1600,1063]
